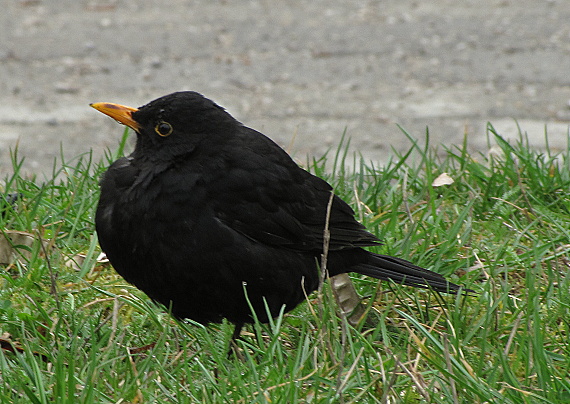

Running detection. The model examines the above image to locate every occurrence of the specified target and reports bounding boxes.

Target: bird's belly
[103,207,320,325]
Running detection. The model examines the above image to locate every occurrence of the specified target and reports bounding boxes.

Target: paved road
[1,0,569,176]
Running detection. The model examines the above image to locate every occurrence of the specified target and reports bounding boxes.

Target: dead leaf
[65,252,109,271]
[0,230,46,264]
[329,273,367,327]
[0,333,49,362]
[432,172,454,187]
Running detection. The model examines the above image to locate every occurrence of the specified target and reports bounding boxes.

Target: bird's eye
[155,121,173,137]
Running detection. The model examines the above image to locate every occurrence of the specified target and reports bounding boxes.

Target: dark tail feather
[354,253,467,293]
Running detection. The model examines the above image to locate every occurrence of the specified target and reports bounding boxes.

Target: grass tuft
[1,124,569,403]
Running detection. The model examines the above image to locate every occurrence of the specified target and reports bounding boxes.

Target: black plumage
[91,91,465,335]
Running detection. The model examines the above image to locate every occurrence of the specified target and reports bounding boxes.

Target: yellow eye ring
[155,121,173,137]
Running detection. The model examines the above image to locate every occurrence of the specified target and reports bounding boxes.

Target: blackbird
[0,193,21,220]
[91,91,465,338]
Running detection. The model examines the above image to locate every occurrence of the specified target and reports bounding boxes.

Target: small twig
[318,191,335,292]
[336,347,364,397]
[352,182,365,223]
[504,311,524,356]
[380,351,401,404]
[386,348,431,402]
[402,167,414,224]
[335,309,348,404]
[514,161,536,219]
[106,296,121,349]
[37,229,61,312]
[285,125,299,154]
[443,335,459,404]
[317,191,337,366]
[249,368,318,396]
[301,276,318,320]
[126,346,144,403]
[80,298,125,350]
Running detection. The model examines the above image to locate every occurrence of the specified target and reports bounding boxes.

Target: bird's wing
[210,129,382,252]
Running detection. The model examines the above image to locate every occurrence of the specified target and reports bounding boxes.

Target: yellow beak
[90,102,141,131]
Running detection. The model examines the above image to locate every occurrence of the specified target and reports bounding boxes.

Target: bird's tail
[353,253,466,293]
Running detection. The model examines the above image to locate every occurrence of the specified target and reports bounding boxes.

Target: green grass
[1,123,570,403]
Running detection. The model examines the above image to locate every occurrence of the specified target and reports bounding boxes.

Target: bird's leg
[227,322,245,359]
[231,322,244,342]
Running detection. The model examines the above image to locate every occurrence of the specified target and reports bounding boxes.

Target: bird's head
[91,91,240,161]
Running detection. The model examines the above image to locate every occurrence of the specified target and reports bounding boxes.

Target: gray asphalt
[1,0,569,176]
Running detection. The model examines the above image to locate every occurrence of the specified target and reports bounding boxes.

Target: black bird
[91,92,464,338]
[0,193,21,220]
